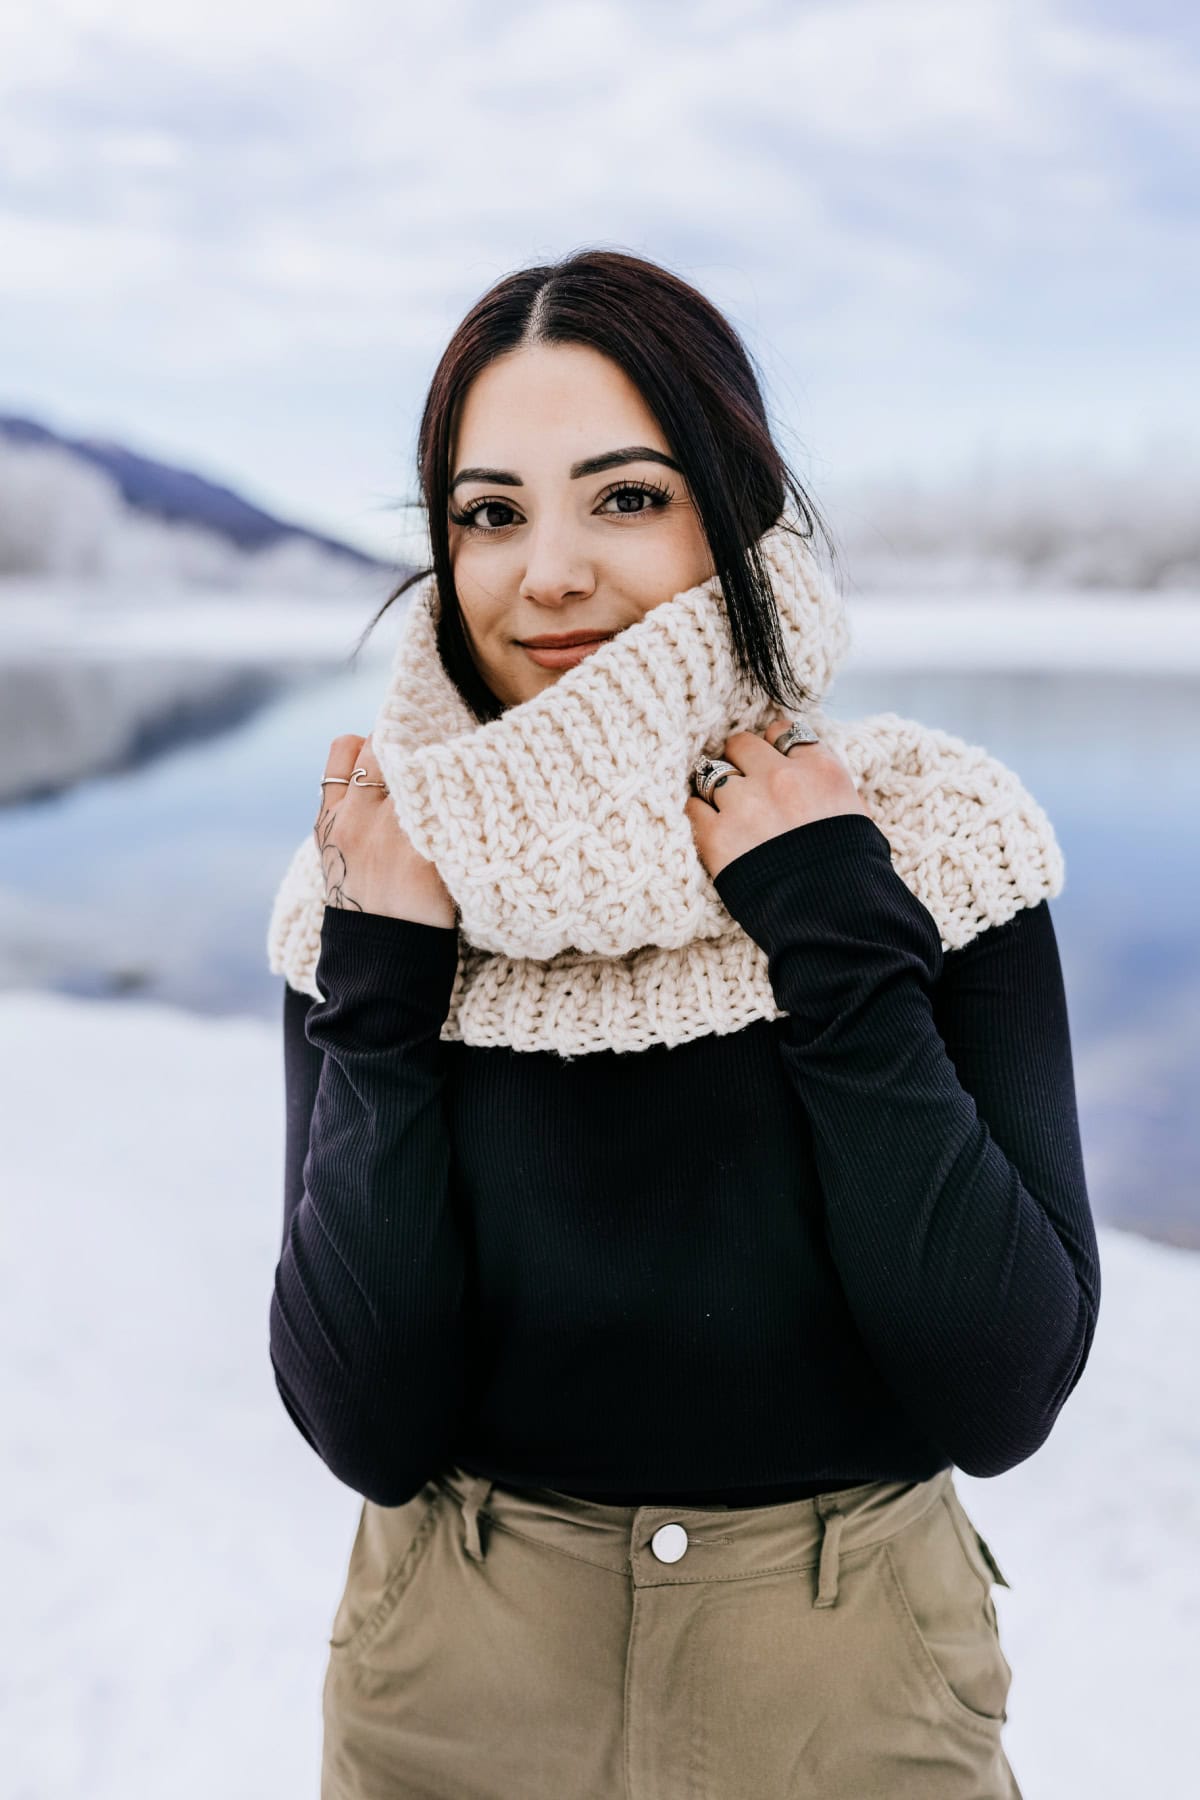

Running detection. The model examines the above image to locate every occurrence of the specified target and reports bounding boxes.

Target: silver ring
[318,764,388,798]
[691,756,740,805]
[774,718,820,755]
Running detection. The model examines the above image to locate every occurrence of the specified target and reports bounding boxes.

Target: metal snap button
[650,1523,689,1564]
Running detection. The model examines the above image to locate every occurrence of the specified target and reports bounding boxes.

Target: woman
[267,248,1100,1799]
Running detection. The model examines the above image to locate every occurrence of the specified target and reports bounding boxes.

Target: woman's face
[447,341,715,708]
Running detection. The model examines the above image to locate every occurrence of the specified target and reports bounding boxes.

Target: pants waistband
[432,1463,955,1608]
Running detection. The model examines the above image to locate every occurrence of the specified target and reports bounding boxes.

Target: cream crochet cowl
[266,516,1064,1057]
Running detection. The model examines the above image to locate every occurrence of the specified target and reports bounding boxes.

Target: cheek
[453,592,532,702]
[453,586,507,655]
[625,568,691,621]
[619,529,712,617]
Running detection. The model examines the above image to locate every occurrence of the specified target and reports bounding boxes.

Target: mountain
[0,411,393,577]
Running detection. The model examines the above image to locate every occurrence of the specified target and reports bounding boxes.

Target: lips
[519,631,618,670]
[521,640,618,676]
[518,631,617,648]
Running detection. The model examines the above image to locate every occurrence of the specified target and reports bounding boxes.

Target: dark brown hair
[351,247,841,721]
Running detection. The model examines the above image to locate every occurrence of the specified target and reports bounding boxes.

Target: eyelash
[449,478,674,534]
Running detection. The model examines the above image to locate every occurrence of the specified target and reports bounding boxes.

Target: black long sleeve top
[269,811,1101,1510]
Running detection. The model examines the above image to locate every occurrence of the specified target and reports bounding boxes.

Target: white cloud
[0,0,1194,555]
[1041,14,1200,116]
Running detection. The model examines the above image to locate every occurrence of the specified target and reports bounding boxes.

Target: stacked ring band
[690,717,820,804]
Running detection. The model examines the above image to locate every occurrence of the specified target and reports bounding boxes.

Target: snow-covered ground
[5,985,1195,1799]
[0,579,389,660]
[4,577,1200,669]
[843,588,1200,673]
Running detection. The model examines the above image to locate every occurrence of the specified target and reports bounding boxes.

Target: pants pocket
[327,1483,442,1663]
[879,1490,1015,1733]
[949,1483,1014,1584]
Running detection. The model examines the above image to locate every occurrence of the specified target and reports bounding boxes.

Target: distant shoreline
[3,580,1199,673]
[3,585,1199,807]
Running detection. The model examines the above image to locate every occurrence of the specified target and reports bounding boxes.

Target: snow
[0,581,391,660]
[4,985,1194,1798]
[842,590,1200,673]
[4,577,1200,670]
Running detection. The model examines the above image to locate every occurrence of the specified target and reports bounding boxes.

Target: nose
[517,526,595,608]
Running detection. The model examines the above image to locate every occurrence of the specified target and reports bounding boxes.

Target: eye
[449,496,520,532]
[449,478,674,534]
[596,478,674,516]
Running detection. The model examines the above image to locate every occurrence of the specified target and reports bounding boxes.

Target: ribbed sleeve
[269,904,464,1505]
[711,811,1102,1477]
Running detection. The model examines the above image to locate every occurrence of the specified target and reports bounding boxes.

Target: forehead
[453,343,664,465]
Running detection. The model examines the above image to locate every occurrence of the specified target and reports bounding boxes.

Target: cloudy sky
[1,0,1194,562]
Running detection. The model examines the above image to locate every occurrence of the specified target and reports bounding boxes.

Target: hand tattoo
[314,800,363,910]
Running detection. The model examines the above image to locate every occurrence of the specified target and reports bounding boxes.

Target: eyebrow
[449,445,683,493]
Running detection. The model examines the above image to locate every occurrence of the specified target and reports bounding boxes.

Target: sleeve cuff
[309,905,459,1046]
[711,810,942,976]
[713,812,893,917]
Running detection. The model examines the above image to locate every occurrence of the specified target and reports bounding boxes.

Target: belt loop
[459,1474,495,1563]
[812,1496,845,1609]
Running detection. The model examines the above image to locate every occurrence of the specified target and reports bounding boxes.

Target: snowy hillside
[825,441,1200,592]
[0,417,412,802]
[0,414,393,590]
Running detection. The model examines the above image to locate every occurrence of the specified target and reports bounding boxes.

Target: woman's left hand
[685,716,870,881]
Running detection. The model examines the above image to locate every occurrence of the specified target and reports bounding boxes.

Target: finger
[354,735,390,791]
[691,755,747,812]
[317,733,367,820]
[684,795,716,842]
[707,768,745,810]
[761,715,820,755]
[322,732,366,782]
[719,730,790,775]
[760,717,856,786]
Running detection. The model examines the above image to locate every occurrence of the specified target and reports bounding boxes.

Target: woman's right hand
[315,733,458,929]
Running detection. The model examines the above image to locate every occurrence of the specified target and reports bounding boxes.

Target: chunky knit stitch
[267,516,1064,1054]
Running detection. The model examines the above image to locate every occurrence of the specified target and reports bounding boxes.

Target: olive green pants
[320,1461,1023,1799]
